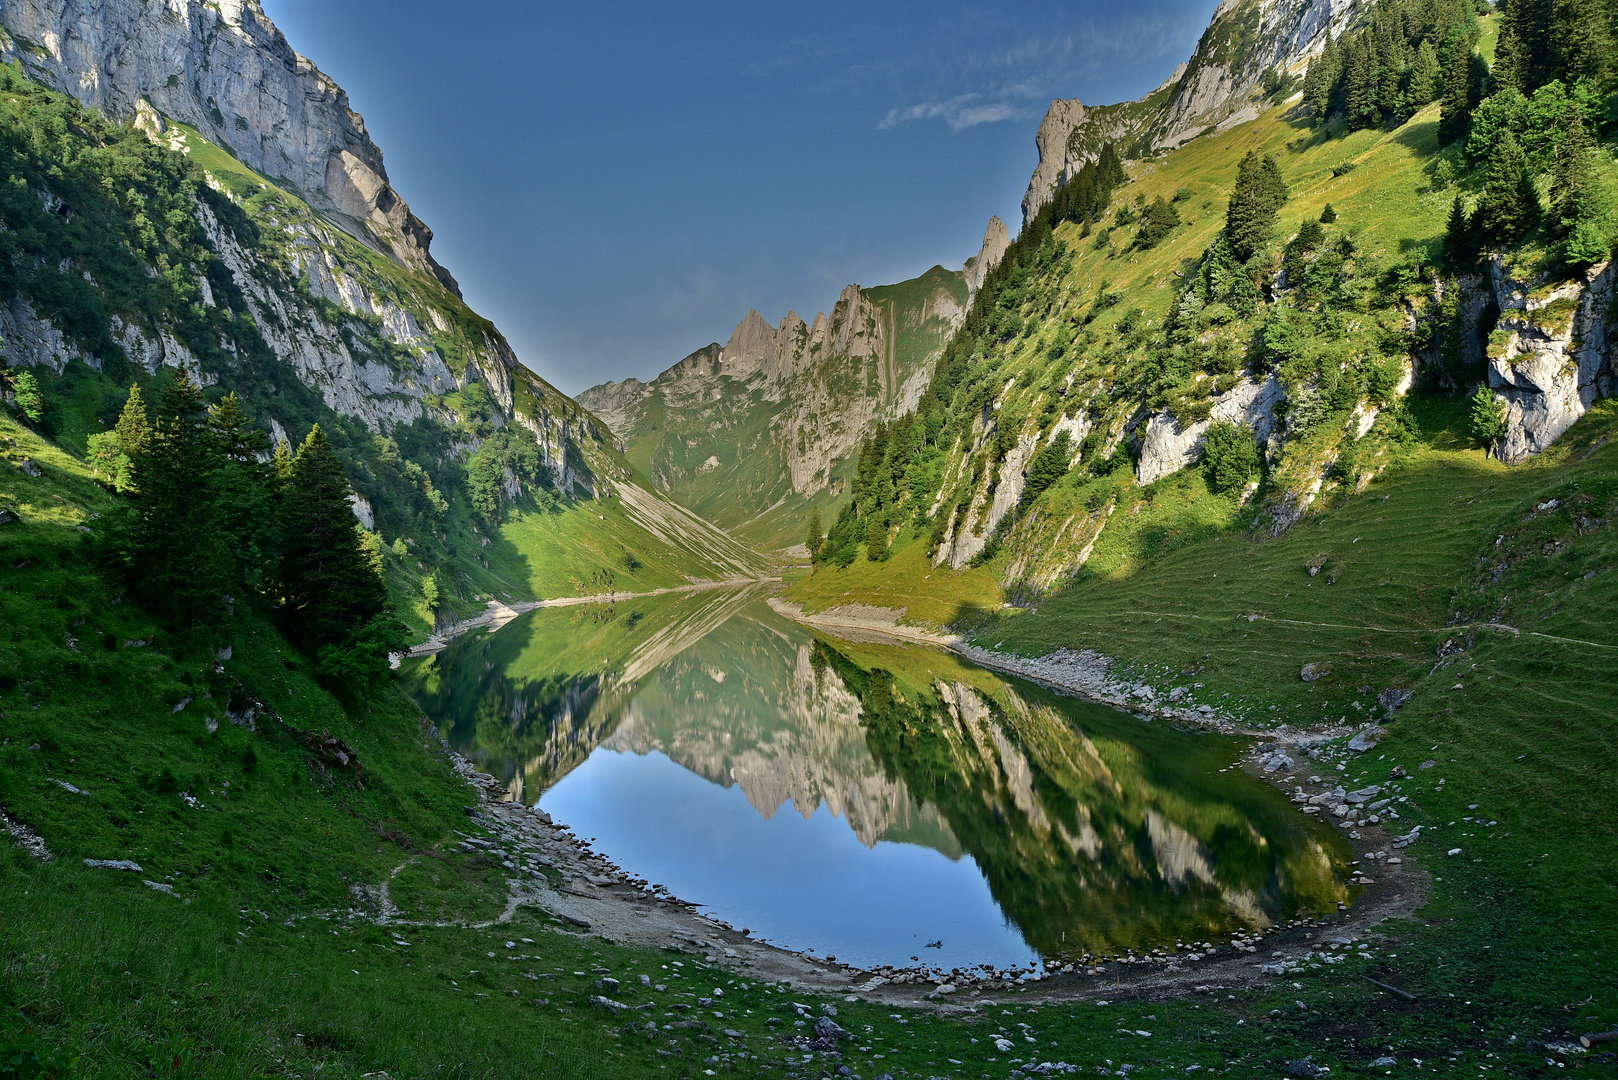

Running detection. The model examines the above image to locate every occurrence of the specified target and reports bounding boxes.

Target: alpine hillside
[579,263,977,549]
[0,0,763,640]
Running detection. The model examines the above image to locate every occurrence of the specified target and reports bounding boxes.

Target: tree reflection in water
[404,589,1350,962]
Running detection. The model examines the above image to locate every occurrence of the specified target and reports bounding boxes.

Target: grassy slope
[0,412,780,1077]
[5,404,1615,1075]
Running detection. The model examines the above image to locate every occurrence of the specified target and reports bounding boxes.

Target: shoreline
[399,577,777,660]
[762,596,1433,1007]
[389,595,1433,1013]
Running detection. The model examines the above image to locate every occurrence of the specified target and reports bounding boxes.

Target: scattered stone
[0,509,16,526]
[142,879,176,895]
[1347,727,1385,753]
[596,977,620,994]
[49,778,89,796]
[590,995,628,1014]
[1370,1057,1397,1067]
[1300,663,1331,682]
[1418,759,1437,770]
[16,458,42,477]
[1285,1059,1328,1079]
[84,858,143,872]
[814,1016,849,1041]
[1378,687,1413,715]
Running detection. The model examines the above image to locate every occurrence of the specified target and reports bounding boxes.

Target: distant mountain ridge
[579,265,971,547]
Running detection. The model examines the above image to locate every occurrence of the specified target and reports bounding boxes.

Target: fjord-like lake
[403,588,1351,970]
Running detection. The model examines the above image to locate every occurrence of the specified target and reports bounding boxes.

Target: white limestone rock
[0,0,460,293]
[1135,375,1286,485]
[1491,259,1616,464]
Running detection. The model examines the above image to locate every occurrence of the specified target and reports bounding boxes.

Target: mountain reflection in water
[404,588,1349,964]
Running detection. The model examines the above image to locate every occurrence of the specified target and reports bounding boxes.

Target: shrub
[1468,384,1509,448]
[1202,421,1261,494]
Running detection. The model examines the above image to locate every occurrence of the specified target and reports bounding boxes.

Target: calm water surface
[404,588,1351,970]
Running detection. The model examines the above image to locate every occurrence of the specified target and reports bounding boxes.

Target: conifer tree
[1305,36,1341,124]
[1345,35,1378,129]
[1438,44,1476,144]
[208,393,277,587]
[126,370,231,637]
[1477,131,1540,246]
[806,506,823,563]
[1549,110,1607,264]
[1443,195,1482,269]
[1226,150,1289,262]
[272,437,294,484]
[1320,203,1337,224]
[1494,0,1556,92]
[278,424,390,656]
[115,384,152,469]
[1408,41,1441,108]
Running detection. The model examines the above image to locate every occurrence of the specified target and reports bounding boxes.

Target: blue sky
[260,0,1219,395]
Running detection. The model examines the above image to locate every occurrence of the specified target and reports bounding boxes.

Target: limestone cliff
[963,216,1010,298]
[0,0,459,293]
[1487,259,1617,464]
[0,4,761,607]
[1021,0,1359,225]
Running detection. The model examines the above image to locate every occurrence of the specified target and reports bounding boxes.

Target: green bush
[1202,421,1261,494]
[1468,384,1509,448]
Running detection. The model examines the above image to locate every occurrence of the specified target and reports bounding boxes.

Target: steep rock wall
[0,0,459,292]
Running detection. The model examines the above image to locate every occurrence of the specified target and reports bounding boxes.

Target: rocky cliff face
[1488,259,1617,464]
[579,265,969,546]
[0,0,460,292]
[1021,0,1359,225]
[963,216,1010,298]
[0,4,759,600]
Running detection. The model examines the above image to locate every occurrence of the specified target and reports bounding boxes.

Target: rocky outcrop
[1489,259,1616,464]
[0,0,459,293]
[963,216,1010,298]
[1135,375,1285,485]
[1021,0,1360,225]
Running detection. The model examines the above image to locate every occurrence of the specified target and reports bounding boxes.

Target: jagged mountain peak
[965,215,1011,298]
[1021,0,1358,225]
[0,0,460,294]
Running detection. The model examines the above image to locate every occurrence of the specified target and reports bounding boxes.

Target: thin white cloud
[879,92,1030,131]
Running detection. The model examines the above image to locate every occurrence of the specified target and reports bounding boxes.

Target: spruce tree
[126,370,231,637]
[1477,131,1540,247]
[1226,150,1289,262]
[1345,35,1378,130]
[1550,111,1607,264]
[1494,0,1556,92]
[111,384,152,494]
[208,393,276,587]
[1408,41,1441,108]
[116,383,152,448]
[278,424,389,653]
[1443,195,1482,269]
[1320,203,1337,224]
[1306,36,1341,124]
[1438,44,1475,144]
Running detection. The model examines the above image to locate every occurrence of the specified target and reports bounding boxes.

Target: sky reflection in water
[405,588,1350,969]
